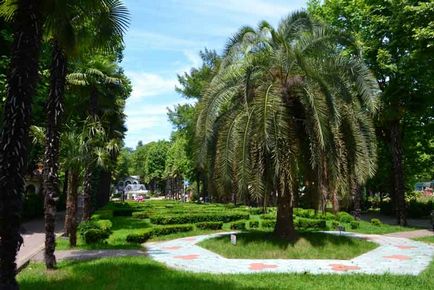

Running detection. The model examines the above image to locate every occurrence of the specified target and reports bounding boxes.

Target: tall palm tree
[0,1,44,288]
[196,12,379,239]
[41,0,129,268]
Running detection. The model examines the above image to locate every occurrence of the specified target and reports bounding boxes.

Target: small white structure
[116,176,149,200]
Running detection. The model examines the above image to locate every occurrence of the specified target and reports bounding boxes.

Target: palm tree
[41,0,129,268]
[196,12,379,239]
[0,1,44,288]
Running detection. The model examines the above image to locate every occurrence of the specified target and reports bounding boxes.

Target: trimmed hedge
[249,220,259,229]
[78,220,112,244]
[113,208,133,217]
[261,220,276,228]
[230,221,246,230]
[337,212,354,223]
[260,214,276,220]
[295,218,327,230]
[195,222,223,230]
[150,212,249,225]
[370,218,382,226]
[350,221,360,229]
[83,229,110,244]
[126,229,153,243]
[152,224,194,236]
[132,211,150,219]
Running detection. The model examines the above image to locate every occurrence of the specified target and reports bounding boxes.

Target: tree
[164,135,191,198]
[308,0,434,225]
[196,12,379,239]
[0,1,44,288]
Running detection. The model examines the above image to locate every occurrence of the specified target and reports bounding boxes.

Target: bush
[78,221,99,237]
[331,220,340,229]
[95,220,112,233]
[295,218,327,230]
[322,212,337,220]
[370,218,382,226]
[337,211,354,223]
[249,208,264,215]
[249,220,259,229]
[152,224,194,236]
[83,229,110,244]
[294,208,316,218]
[260,214,276,220]
[113,208,133,217]
[126,229,153,244]
[91,210,112,220]
[230,221,246,230]
[150,212,249,225]
[350,221,360,229]
[195,222,223,230]
[132,211,150,219]
[261,220,276,228]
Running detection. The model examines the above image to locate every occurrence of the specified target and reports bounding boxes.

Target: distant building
[415,180,434,196]
[115,176,148,200]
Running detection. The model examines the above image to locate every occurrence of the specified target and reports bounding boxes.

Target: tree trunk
[0,1,43,288]
[332,189,339,214]
[82,167,93,221]
[43,40,67,270]
[274,189,296,240]
[352,182,361,220]
[390,121,407,226]
[64,172,79,247]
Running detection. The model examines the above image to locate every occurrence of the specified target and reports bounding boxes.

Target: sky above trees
[121,0,307,148]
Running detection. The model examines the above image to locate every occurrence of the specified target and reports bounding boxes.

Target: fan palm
[196,11,379,239]
[0,1,44,288]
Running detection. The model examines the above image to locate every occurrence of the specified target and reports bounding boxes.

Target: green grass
[414,235,434,244]
[339,220,419,235]
[18,257,434,290]
[198,231,377,259]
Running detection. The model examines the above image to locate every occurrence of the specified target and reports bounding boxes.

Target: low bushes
[113,208,133,217]
[260,214,276,220]
[350,221,360,229]
[78,220,112,244]
[370,218,382,226]
[126,225,194,243]
[295,218,327,230]
[150,212,249,225]
[261,220,276,228]
[196,222,223,230]
[230,221,246,230]
[126,229,153,244]
[249,220,259,229]
[132,211,150,219]
[337,212,354,223]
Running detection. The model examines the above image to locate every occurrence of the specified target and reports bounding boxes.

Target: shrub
[249,220,259,229]
[152,224,194,236]
[132,211,150,219]
[126,229,153,243]
[195,222,223,230]
[95,220,112,233]
[295,218,327,230]
[322,212,337,220]
[150,212,249,225]
[261,220,276,228]
[78,221,99,236]
[249,208,264,215]
[83,229,110,244]
[331,220,340,229]
[294,208,316,218]
[260,214,276,220]
[230,221,246,230]
[113,208,133,217]
[370,218,382,226]
[91,210,112,220]
[337,211,354,223]
[350,221,360,229]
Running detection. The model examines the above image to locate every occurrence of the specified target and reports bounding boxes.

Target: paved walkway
[17,212,65,270]
[145,231,434,275]
[385,229,434,239]
[32,249,145,262]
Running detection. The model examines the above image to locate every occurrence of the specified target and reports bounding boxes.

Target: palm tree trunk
[82,167,93,221]
[43,40,67,269]
[332,189,339,214]
[0,1,43,288]
[390,120,407,226]
[65,171,79,247]
[274,187,296,240]
[352,182,361,220]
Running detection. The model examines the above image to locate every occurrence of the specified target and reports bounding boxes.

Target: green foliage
[150,212,249,225]
[230,221,246,230]
[260,214,276,220]
[331,220,340,229]
[337,212,355,223]
[370,218,382,226]
[126,229,153,244]
[248,220,259,229]
[350,221,360,229]
[83,229,110,244]
[112,208,133,217]
[261,220,276,228]
[151,224,194,236]
[78,220,112,244]
[131,211,150,219]
[195,222,223,230]
[295,218,327,230]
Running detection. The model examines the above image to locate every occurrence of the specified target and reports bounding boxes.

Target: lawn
[18,257,434,290]
[414,235,434,244]
[198,231,377,259]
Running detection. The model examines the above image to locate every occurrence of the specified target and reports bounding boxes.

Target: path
[385,229,434,239]
[17,212,65,270]
[145,231,434,275]
[32,249,145,262]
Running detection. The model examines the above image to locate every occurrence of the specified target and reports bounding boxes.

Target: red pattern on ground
[383,255,411,261]
[183,238,196,241]
[174,254,200,260]
[330,264,361,272]
[395,245,416,250]
[162,246,182,250]
[249,263,279,271]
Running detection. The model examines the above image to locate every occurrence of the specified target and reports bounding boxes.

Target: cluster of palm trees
[195,12,380,239]
[0,0,129,288]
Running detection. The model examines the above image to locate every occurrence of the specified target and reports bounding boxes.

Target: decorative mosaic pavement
[145,231,434,275]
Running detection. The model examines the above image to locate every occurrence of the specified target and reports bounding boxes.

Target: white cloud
[126,72,178,100]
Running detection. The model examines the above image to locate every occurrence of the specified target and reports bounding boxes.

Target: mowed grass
[198,231,377,259]
[18,257,434,290]
[340,221,419,235]
[414,235,434,244]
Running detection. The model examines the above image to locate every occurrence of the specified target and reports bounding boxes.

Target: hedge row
[126,224,194,243]
[230,221,246,230]
[150,212,249,225]
[294,218,327,230]
[78,220,112,244]
[196,222,223,230]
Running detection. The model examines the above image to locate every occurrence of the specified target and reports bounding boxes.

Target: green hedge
[230,221,246,230]
[132,211,150,219]
[152,224,194,236]
[370,218,382,226]
[195,222,223,230]
[337,212,354,223]
[261,220,276,228]
[150,212,249,225]
[78,220,112,244]
[350,221,360,229]
[260,214,276,220]
[126,229,153,243]
[249,220,259,229]
[113,208,133,217]
[83,229,110,244]
[295,218,327,230]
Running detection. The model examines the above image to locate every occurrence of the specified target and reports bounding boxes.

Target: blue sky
[122,0,307,148]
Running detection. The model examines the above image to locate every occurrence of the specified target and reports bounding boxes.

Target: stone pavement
[385,229,434,239]
[17,212,65,270]
[32,249,146,262]
[145,231,434,275]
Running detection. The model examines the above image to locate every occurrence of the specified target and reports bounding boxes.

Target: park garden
[0,0,433,289]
